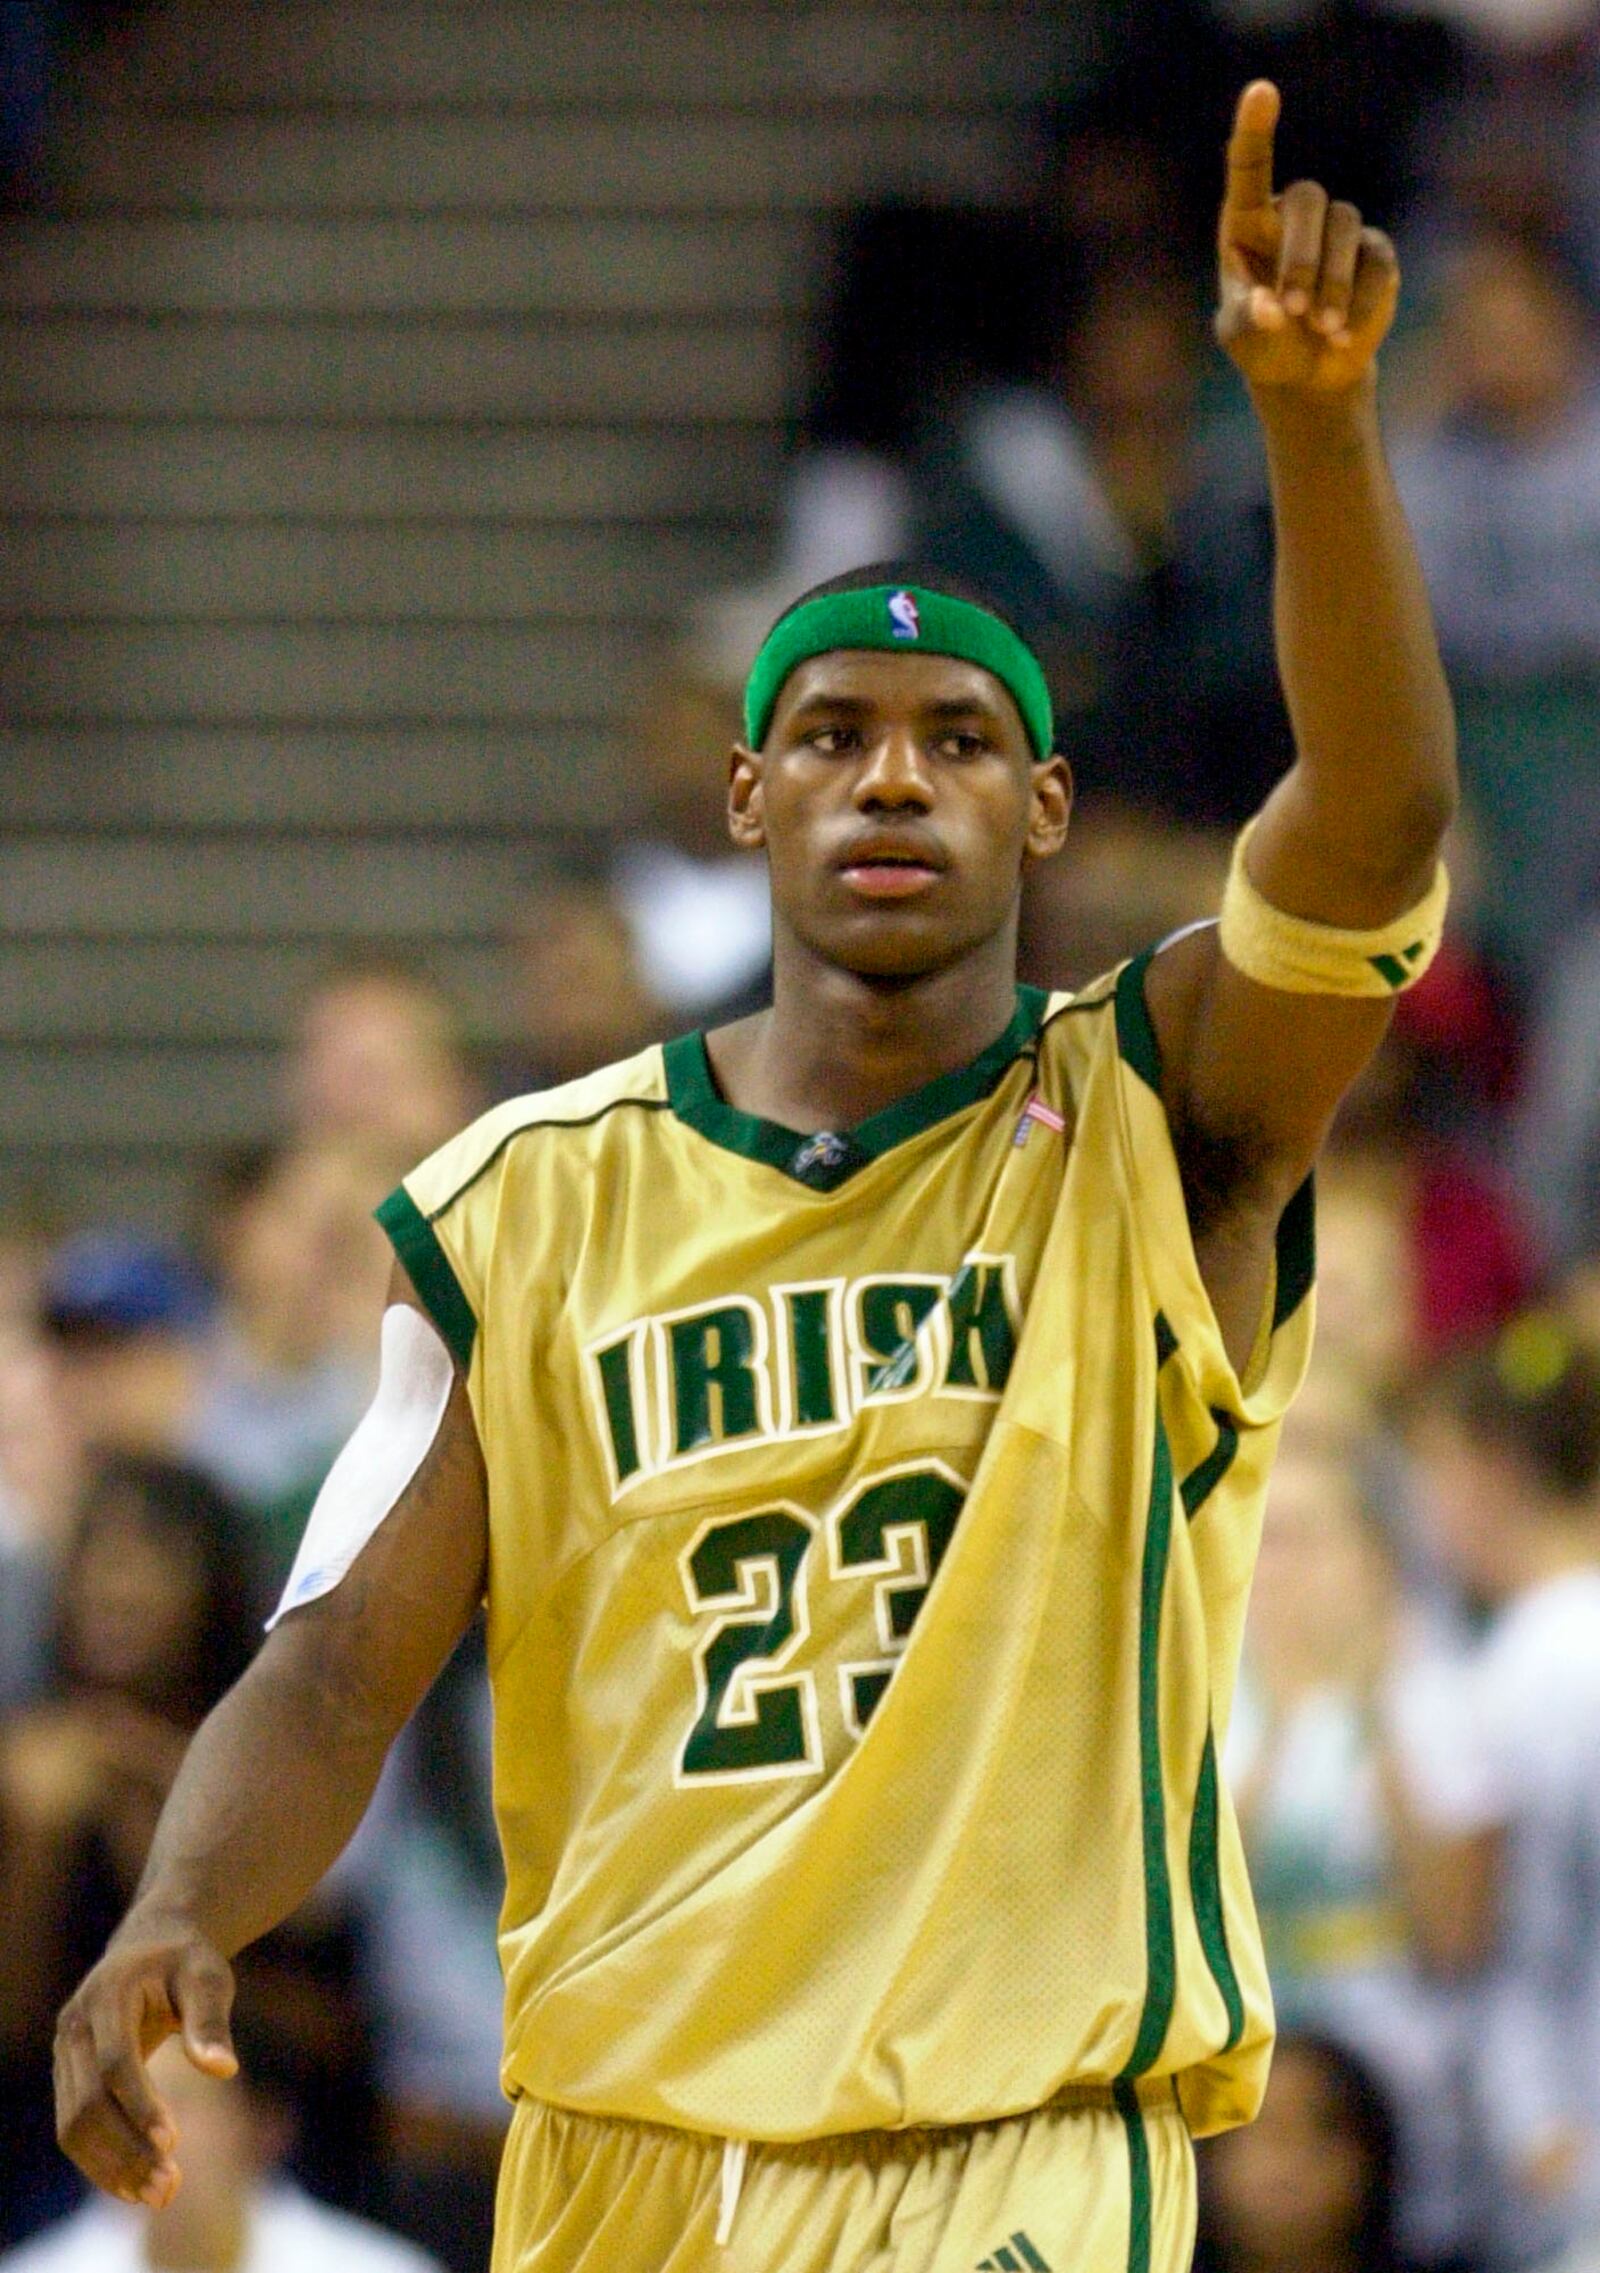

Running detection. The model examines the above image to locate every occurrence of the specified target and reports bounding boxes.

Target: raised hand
[1216,81,1401,394]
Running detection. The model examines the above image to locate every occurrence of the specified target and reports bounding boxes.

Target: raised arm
[1146,81,1458,1365]
[53,1265,487,2212]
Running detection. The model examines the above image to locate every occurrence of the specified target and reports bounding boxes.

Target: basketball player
[54,84,1456,2273]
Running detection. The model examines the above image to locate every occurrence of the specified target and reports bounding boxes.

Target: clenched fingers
[54,2000,178,2207]
[1312,201,1365,338]
[1276,180,1330,317]
[54,1933,236,2209]
[1348,225,1401,337]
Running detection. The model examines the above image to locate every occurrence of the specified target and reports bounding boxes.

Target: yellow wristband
[1219,820,1450,997]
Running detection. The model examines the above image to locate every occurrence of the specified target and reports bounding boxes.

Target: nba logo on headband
[887,590,921,641]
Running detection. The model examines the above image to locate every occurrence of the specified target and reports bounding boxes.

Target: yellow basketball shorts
[490,2081,1196,2273]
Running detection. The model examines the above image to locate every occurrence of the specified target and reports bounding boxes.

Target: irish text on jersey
[585,1255,1021,1498]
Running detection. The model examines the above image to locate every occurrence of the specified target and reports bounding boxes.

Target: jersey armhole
[1114,947,1315,1413]
[376,1185,478,1374]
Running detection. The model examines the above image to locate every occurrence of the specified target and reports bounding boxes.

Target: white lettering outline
[673,1502,823,1788]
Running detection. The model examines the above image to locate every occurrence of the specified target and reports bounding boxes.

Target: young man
[54,84,1456,2273]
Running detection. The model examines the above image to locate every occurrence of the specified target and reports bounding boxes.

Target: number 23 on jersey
[676,1460,967,1787]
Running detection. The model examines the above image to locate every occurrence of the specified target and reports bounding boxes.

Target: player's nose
[852,727,933,810]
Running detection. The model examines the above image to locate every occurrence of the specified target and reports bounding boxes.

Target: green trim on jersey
[1121,1330,1179,2080]
[421,1091,671,1225]
[662,986,1050,1189]
[1188,1725,1247,2053]
[1114,949,1164,1095]
[1114,2079,1154,2273]
[1180,1411,1240,1522]
[376,1185,477,1372]
[1273,1175,1316,1327]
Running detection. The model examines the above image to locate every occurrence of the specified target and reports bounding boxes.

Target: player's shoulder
[1038,967,1120,1029]
[1031,960,1138,1071]
[400,1040,670,1221]
[1035,926,1223,1094]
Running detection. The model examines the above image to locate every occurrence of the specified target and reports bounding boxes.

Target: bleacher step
[1,0,1091,1223]
[0,419,780,519]
[0,725,625,830]
[0,520,768,618]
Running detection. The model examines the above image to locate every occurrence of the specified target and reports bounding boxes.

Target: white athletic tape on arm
[266,1304,456,1630]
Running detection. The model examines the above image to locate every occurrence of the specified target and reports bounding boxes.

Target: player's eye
[808,725,861,755]
[937,731,990,760]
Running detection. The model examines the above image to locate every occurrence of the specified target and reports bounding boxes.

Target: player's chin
[820,909,982,982]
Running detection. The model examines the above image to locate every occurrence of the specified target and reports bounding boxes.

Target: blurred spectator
[38,1231,214,1468]
[1393,1319,1600,2265]
[0,1478,52,1717]
[1566,1257,1600,1351]
[1228,1440,1481,2266]
[1417,67,1578,268]
[1392,225,1600,981]
[1416,0,1594,55]
[1394,228,1600,673]
[608,636,772,1027]
[36,1191,383,1590]
[1314,1152,1429,1399]
[1277,1345,1390,1466]
[185,1140,383,1581]
[1316,952,1535,1378]
[1316,1131,1534,1384]
[0,1317,83,1715]
[225,1917,389,2234]
[0,1456,257,2243]
[1017,804,1231,991]
[768,203,1055,597]
[353,1628,505,2273]
[0,1963,438,2273]
[1058,0,1467,269]
[1514,911,1600,1273]
[1195,2031,1409,2273]
[285,959,478,1185]
[904,249,1291,824]
[1045,100,1205,277]
[0,1210,54,1336]
[502,878,666,1095]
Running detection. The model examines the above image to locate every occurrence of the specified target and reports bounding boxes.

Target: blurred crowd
[7,1,1600,2268]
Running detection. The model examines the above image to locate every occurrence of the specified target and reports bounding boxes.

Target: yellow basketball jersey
[378,953,1313,2146]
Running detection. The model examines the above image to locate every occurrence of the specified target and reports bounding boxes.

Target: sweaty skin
[54,77,1454,2213]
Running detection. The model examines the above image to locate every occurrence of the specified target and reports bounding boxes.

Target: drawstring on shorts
[716,2137,748,2248]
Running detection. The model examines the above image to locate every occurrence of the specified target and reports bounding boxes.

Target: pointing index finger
[1223,80,1281,228]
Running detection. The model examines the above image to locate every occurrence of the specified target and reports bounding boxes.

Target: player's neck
[708,937,1023,1133]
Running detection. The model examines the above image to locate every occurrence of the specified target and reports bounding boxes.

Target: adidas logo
[976,2236,1051,2272]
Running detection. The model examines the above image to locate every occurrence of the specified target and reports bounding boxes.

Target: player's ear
[728,744,766,850]
[1025,755,1072,861]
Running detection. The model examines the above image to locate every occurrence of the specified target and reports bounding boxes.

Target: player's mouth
[836,836,946,900]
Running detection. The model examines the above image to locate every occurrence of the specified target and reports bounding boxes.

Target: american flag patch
[1013,1093,1066,1147]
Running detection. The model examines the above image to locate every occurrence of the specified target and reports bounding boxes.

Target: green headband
[743,584,1056,762]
